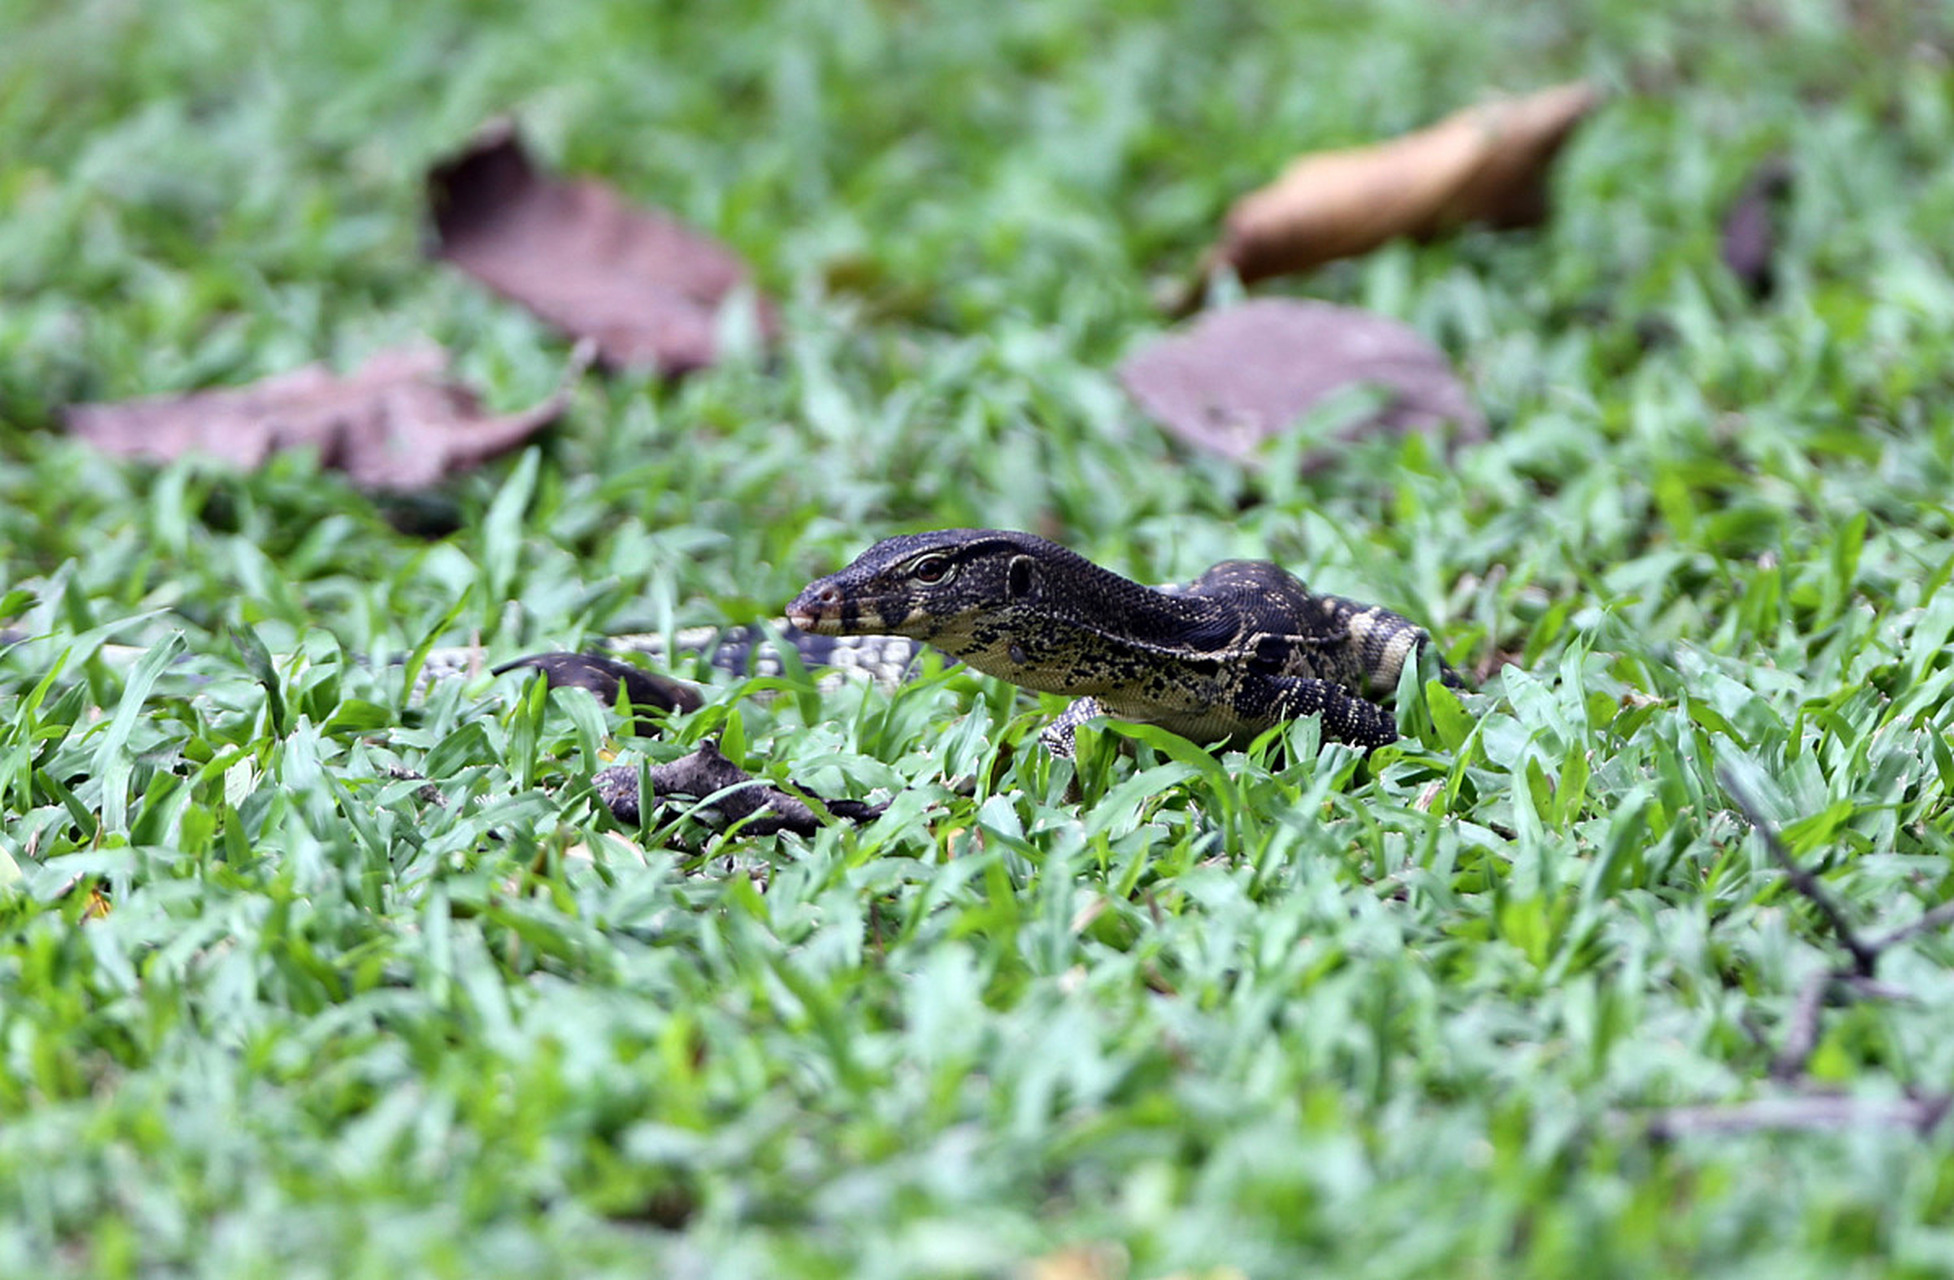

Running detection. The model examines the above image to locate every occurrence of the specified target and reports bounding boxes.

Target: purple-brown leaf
[1720,157,1793,301]
[428,121,778,374]
[1118,299,1485,469]
[64,342,588,490]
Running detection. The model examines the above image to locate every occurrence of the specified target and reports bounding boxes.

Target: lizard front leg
[1037,676,1398,759]
[1037,696,1105,759]
[1251,674,1399,749]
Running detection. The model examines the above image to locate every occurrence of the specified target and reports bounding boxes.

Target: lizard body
[786,528,1456,755]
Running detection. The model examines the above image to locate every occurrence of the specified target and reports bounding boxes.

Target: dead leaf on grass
[1720,156,1793,301]
[1118,298,1485,469]
[64,342,589,491]
[1187,82,1600,304]
[1018,1243,1128,1280]
[428,120,778,374]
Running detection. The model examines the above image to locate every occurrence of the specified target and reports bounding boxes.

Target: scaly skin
[788,528,1458,756]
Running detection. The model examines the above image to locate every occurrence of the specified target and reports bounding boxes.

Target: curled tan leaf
[1019,1243,1128,1280]
[1195,82,1600,298]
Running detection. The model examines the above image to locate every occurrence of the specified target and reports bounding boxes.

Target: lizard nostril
[817,585,842,605]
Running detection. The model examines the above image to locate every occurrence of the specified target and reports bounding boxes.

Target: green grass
[5,0,1954,1275]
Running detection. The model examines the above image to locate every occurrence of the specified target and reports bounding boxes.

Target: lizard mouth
[786,583,914,637]
[786,583,844,634]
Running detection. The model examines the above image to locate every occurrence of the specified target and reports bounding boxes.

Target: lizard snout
[787,581,845,633]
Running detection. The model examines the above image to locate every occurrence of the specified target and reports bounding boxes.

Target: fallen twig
[1869,899,1954,953]
[1643,1092,1952,1141]
[1721,767,1878,975]
[1626,768,1954,1141]
[1768,968,1837,1082]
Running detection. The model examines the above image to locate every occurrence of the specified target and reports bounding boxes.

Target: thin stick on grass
[1643,1093,1952,1141]
[1719,766,1878,976]
[1630,768,1954,1139]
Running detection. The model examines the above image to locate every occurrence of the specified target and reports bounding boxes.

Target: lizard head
[787,529,1063,646]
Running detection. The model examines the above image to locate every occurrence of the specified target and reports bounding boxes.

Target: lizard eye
[910,554,954,584]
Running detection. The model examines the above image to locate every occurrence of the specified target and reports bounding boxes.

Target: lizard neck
[922,555,1235,693]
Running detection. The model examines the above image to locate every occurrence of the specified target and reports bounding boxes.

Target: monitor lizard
[785,528,1457,756]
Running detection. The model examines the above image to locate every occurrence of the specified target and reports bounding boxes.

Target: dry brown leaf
[428,120,778,374]
[1018,1243,1128,1280]
[64,343,587,491]
[1197,82,1600,295]
[1119,298,1485,468]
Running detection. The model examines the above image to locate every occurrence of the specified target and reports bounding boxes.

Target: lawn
[4,0,1954,1276]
